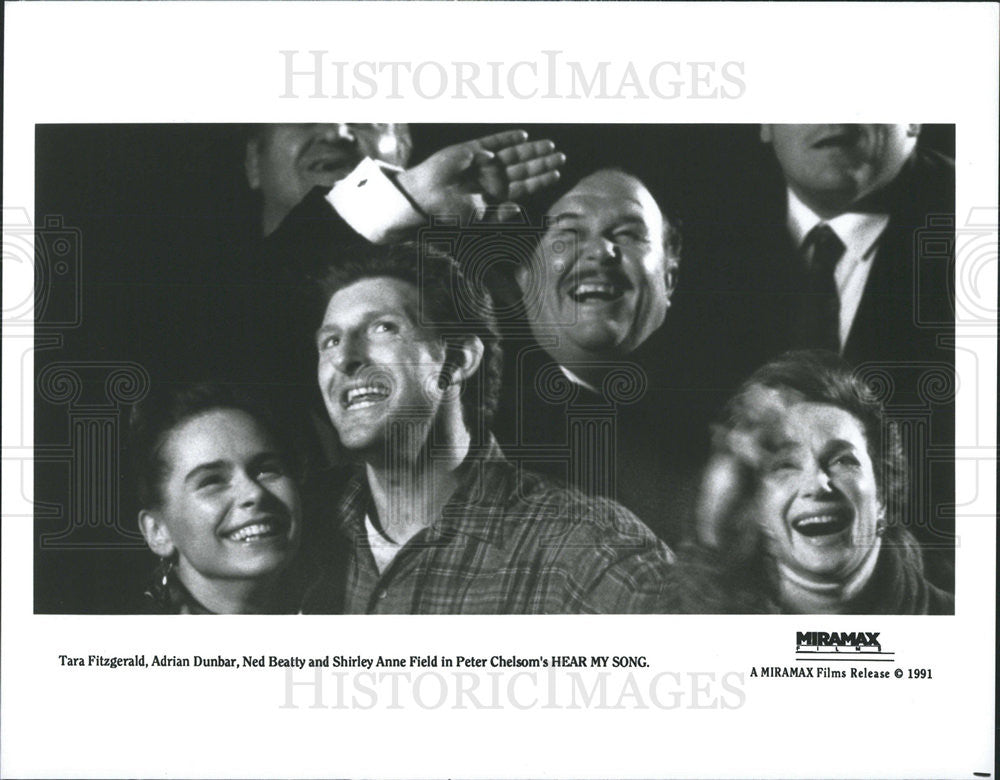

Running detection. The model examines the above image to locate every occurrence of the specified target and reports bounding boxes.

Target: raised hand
[396,130,565,223]
[694,385,795,560]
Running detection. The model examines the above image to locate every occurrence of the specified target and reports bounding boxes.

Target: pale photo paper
[1,2,997,778]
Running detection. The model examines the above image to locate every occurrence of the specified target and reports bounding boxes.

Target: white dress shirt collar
[785,188,892,350]
[786,188,889,261]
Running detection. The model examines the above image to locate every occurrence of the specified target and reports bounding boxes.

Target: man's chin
[568,321,628,355]
[333,421,387,456]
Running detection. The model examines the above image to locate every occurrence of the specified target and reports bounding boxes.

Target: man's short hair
[313,243,503,440]
[546,166,682,273]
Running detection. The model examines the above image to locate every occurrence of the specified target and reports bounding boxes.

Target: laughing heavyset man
[297,243,675,614]
[492,169,695,546]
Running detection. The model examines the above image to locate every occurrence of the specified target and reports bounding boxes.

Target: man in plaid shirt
[299,242,675,613]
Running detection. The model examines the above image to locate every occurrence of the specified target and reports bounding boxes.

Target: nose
[580,234,621,266]
[327,332,368,376]
[802,462,836,496]
[235,471,268,508]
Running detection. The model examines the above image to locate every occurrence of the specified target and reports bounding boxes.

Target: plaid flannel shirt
[300,436,675,614]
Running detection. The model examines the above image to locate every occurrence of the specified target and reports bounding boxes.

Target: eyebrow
[548,211,584,226]
[183,461,228,486]
[611,216,651,230]
[183,451,285,485]
[823,439,860,453]
[315,323,339,342]
[317,307,416,342]
[549,210,650,227]
[248,451,286,469]
[771,438,860,455]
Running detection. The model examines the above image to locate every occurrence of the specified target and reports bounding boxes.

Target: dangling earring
[157,556,174,587]
[875,510,887,538]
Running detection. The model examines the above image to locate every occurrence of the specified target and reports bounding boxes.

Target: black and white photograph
[2,3,996,778]
[32,122,958,616]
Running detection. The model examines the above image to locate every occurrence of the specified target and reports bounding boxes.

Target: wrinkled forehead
[323,276,420,325]
[546,171,661,224]
[780,402,869,450]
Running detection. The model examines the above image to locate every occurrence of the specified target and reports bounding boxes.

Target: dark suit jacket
[492,332,707,548]
[190,187,369,470]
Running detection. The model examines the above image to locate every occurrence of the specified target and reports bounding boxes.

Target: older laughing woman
[673,350,953,614]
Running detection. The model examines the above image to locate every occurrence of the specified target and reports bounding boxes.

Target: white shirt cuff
[326,157,423,244]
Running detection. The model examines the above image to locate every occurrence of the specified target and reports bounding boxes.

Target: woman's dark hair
[313,242,503,442]
[725,350,908,523]
[129,383,300,509]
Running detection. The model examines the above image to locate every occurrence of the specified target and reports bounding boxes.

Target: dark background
[33,124,955,613]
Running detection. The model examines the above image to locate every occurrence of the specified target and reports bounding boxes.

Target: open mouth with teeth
[341,384,391,410]
[568,280,628,304]
[223,516,290,544]
[791,512,852,539]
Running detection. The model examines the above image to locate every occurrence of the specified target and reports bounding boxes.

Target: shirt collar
[337,435,511,547]
[786,188,890,262]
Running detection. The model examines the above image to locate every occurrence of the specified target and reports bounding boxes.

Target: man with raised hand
[245,123,414,237]
[236,127,565,467]
[261,127,565,274]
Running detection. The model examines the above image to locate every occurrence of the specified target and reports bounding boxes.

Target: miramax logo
[795,631,893,661]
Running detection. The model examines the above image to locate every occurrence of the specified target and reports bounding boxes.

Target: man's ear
[664,260,679,300]
[907,124,922,138]
[447,335,485,387]
[139,510,176,559]
[759,124,773,144]
[244,139,262,190]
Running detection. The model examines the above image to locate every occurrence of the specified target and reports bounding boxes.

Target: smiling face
[316,276,448,455]
[760,124,919,217]
[141,408,301,590]
[519,170,674,366]
[756,401,882,582]
[246,123,411,234]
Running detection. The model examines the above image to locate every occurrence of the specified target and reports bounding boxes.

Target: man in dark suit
[757,124,954,363]
[245,123,414,236]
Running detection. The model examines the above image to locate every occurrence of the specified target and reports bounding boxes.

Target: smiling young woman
[129,384,303,614]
